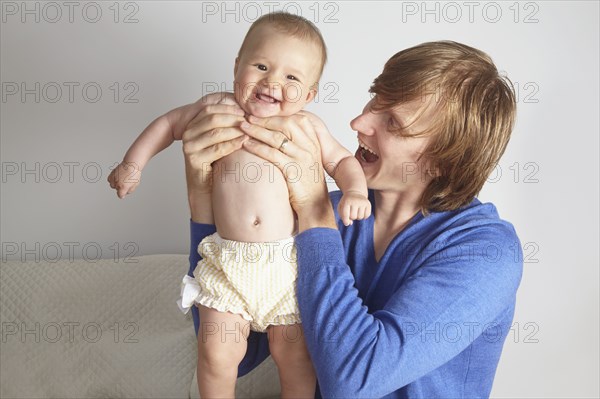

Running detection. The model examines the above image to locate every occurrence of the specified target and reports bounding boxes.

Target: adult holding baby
[109,12,369,398]
[184,40,522,398]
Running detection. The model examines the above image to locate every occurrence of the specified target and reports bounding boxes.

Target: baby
[108,12,370,398]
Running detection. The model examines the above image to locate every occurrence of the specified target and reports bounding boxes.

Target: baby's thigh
[197,305,250,362]
[267,324,311,365]
[267,324,316,394]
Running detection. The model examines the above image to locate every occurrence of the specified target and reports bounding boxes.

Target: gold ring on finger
[278,137,289,153]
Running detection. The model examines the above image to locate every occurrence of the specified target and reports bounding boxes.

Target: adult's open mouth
[357,139,379,163]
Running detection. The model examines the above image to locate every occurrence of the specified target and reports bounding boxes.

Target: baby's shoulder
[296,110,325,128]
[296,110,332,142]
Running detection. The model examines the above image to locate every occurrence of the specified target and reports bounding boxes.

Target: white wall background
[1,1,598,397]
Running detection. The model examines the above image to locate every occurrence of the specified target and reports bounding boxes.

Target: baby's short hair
[238,12,327,81]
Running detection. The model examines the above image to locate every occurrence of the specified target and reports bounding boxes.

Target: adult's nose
[350,108,376,136]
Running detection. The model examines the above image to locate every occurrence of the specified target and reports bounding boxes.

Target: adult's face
[350,96,436,193]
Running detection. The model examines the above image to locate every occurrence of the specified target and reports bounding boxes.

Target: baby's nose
[262,76,283,88]
[261,79,283,94]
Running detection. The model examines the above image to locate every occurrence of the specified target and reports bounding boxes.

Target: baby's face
[234,25,322,118]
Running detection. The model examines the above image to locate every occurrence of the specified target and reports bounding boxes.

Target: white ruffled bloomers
[176,275,201,314]
[176,232,302,332]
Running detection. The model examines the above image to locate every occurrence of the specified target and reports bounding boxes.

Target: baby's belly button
[218,210,295,242]
[238,210,292,226]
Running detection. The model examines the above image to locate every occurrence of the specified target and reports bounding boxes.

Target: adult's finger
[184,134,247,197]
[185,113,246,141]
[242,136,291,171]
[246,113,320,151]
[239,121,292,154]
[188,103,245,127]
[186,133,248,165]
[183,125,246,155]
[201,134,248,163]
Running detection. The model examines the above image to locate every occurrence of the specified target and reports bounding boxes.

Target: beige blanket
[0,255,279,398]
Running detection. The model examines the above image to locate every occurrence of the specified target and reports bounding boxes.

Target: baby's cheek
[233,82,244,101]
[282,83,304,103]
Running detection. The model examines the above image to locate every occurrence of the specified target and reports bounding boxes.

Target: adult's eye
[388,117,398,129]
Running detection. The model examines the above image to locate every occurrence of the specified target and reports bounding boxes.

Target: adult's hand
[240,113,337,232]
[182,98,247,223]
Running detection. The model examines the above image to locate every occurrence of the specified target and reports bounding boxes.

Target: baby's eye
[287,75,299,81]
[256,64,267,71]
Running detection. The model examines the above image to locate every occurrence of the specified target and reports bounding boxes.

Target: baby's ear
[305,84,318,104]
[234,57,239,75]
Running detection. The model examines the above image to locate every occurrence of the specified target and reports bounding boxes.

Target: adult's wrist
[297,196,337,232]
[188,191,213,224]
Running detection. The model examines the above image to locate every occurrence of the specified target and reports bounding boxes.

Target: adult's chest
[342,225,426,311]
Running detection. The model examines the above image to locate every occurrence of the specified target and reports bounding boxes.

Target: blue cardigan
[188,190,523,398]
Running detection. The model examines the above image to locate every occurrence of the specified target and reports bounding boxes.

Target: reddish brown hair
[370,41,517,212]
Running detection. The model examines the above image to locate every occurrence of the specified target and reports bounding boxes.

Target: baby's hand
[108,162,142,199]
[338,191,372,226]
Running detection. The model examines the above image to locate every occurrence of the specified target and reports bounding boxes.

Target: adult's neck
[373,189,422,233]
[371,188,423,262]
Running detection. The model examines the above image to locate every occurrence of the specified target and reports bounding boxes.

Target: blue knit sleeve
[188,220,270,377]
[188,220,216,279]
[294,224,523,397]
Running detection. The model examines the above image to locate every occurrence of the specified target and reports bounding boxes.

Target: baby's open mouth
[255,93,280,104]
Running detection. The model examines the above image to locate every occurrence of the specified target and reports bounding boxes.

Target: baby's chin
[241,101,285,118]
[248,108,282,118]
[246,103,306,119]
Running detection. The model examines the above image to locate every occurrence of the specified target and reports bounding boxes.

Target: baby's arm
[108,93,233,198]
[300,112,371,226]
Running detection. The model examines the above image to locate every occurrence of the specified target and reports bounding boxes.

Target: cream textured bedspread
[0,254,279,398]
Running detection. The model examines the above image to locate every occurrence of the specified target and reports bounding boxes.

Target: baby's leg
[197,305,250,398]
[268,324,316,398]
